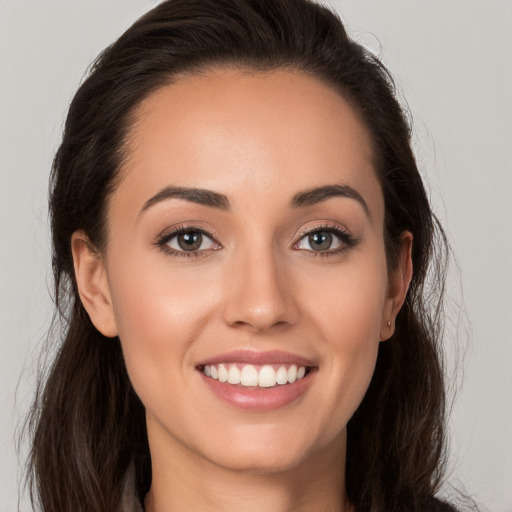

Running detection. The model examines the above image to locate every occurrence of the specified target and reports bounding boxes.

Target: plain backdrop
[1,1,511,511]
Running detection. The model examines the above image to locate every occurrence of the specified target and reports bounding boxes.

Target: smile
[202,363,309,388]
[197,351,317,411]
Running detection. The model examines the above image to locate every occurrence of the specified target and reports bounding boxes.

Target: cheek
[301,254,387,419]
[305,253,388,344]
[110,249,218,335]
[107,255,220,401]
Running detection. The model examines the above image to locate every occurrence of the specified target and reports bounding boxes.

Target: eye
[296,230,342,251]
[294,226,356,254]
[158,227,220,256]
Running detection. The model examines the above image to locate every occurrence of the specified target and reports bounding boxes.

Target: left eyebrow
[289,184,369,216]
[140,186,231,214]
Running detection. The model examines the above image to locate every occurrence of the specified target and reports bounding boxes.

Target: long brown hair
[26,0,453,510]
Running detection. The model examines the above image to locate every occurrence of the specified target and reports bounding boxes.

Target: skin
[72,68,412,512]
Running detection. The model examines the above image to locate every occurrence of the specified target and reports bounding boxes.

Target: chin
[211,449,307,475]
[201,426,328,475]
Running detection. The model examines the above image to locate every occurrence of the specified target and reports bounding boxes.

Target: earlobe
[380,231,413,341]
[71,230,118,338]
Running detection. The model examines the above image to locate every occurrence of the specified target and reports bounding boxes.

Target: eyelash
[155,223,358,259]
[293,224,358,258]
[156,225,220,259]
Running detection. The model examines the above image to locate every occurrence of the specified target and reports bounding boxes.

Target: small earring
[387,320,391,327]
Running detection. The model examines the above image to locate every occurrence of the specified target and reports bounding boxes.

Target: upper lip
[197,350,316,367]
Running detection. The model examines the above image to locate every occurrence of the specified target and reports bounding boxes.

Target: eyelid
[292,223,358,254]
[155,223,222,257]
[293,222,350,242]
[155,221,358,259]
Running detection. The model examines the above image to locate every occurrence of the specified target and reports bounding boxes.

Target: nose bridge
[222,239,298,332]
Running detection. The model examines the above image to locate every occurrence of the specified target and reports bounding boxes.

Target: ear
[380,231,413,341]
[71,230,118,338]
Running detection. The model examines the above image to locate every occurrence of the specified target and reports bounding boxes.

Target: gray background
[1,1,511,510]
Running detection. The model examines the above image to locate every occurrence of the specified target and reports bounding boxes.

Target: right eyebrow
[289,183,370,217]
[140,186,231,215]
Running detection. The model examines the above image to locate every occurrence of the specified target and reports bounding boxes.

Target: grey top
[120,465,144,512]
[119,465,459,512]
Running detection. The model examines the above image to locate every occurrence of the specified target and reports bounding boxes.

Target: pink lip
[197,350,317,411]
[200,371,316,411]
[197,349,316,367]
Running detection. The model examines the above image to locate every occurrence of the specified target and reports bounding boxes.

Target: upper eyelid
[298,224,348,235]
[156,226,221,258]
[292,223,358,251]
[157,224,220,244]
[293,223,351,241]
[156,222,354,251]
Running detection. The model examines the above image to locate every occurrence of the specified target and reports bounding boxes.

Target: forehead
[115,68,382,219]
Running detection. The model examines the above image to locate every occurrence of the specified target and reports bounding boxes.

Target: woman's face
[75,69,410,475]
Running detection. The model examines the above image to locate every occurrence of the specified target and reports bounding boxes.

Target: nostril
[222,264,299,331]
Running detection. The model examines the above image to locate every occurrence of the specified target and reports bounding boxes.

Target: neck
[144,427,351,512]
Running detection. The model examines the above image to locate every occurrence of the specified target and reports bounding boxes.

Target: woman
[26,0,461,510]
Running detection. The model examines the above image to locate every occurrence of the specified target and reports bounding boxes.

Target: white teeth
[276,366,288,385]
[228,365,241,384]
[288,364,297,383]
[240,365,259,386]
[258,365,276,387]
[203,363,308,387]
[218,364,228,383]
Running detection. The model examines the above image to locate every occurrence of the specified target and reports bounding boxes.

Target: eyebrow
[140,183,369,216]
[289,184,369,215]
[141,186,230,213]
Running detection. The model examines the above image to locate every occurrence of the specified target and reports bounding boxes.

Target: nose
[222,245,299,333]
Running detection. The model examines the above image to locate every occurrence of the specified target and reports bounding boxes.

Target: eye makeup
[292,223,359,258]
[155,224,221,259]
[154,221,359,260]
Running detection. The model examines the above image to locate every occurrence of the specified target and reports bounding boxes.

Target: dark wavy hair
[26,0,454,510]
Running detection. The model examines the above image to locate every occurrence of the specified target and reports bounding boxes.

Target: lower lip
[199,370,315,411]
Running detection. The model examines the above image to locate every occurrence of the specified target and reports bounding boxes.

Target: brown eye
[177,232,203,251]
[164,229,219,253]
